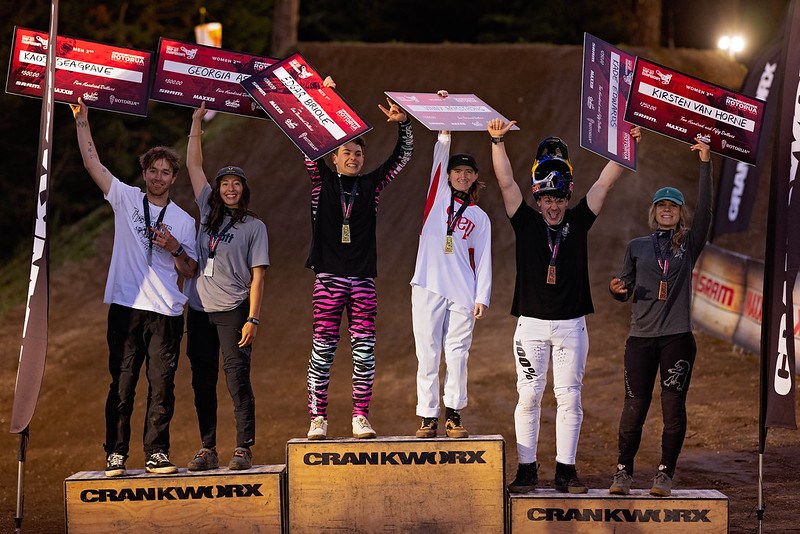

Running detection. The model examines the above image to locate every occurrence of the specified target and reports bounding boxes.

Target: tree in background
[632,0,662,47]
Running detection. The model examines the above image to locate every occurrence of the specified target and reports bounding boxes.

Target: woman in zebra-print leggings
[303,78,414,440]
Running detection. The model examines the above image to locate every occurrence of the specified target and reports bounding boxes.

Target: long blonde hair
[648,203,691,252]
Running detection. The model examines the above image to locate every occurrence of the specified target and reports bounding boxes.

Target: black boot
[508,462,538,493]
[554,462,588,494]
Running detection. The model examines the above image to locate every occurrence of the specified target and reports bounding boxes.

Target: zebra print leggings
[307,274,377,418]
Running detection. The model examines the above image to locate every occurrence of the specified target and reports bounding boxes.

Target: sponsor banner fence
[5,26,151,116]
[625,57,765,165]
[241,53,372,160]
[691,244,800,368]
[150,37,276,118]
[579,33,637,170]
[384,91,518,132]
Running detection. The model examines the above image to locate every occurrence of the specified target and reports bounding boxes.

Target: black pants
[105,304,183,456]
[617,332,696,477]
[186,303,255,449]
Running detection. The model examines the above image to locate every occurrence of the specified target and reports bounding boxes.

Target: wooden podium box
[509,489,729,533]
[287,435,505,533]
[65,465,286,533]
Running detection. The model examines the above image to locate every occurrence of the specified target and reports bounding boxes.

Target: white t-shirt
[104,177,197,316]
[410,133,492,314]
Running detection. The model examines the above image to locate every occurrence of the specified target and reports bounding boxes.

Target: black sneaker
[445,408,469,438]
[229,447,252,470]
[650,468,672,497]
[187,447,219,471]
[145,451,178,474]
[415,417,438,438]
[609,465,633,495]
[105,452,127,477]
[555,462,588,494]
[507,462,538,493]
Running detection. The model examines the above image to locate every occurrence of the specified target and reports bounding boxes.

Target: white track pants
[513,315,588,465]
[412,285,475,417]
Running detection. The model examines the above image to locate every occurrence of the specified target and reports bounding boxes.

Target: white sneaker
[307,416,327,440]
[352,415,377,439]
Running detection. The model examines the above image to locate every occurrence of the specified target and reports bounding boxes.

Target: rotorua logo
[303,449,487,465]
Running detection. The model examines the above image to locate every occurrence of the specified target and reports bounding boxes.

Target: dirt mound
[1,42,796,533]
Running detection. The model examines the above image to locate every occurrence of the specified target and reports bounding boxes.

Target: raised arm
[487,118,523,217]
[187,102,209,200]
[378,97,408,124]
[586,125,641,215]
[70,98,113,195]
[688,136,713,256]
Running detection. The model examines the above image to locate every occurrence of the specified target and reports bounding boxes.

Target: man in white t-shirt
[71,98,197,477]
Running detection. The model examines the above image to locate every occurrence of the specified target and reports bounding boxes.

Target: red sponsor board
[240,53,372,160]
[5,26,151,116]
[624,57,765,165]
[150,38,277,118]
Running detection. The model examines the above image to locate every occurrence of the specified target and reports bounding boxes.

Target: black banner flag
[711,39,782,239]
[760,0,799,435]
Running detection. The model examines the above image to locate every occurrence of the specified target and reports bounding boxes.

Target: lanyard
[143,195,169,266]
[446,192,471,237]
[208,218,237,259]
[546,226,562,266]
[338,177,359,225]
[652,232,671,300]
[545,225,562,285]
[651,232,671,279]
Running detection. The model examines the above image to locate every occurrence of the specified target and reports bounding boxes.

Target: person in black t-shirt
[488,118,640,494]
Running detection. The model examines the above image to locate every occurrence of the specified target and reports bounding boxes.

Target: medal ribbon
[143,195,169,266]
[546,226,562,268]
[447,191,471,237]
[651,232,671,282]
[208,218,237,259]
[338,177,359,226]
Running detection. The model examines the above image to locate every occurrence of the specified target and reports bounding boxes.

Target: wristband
[491,136,504,144]
[171,244,184,257]
[246,317,260,326]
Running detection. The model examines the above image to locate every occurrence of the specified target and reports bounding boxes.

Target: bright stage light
[718,34,745,60]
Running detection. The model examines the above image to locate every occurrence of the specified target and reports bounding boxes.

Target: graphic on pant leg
[624,368,633,397]
[348,278,377,417]
[516,340,538,380]
[307,275,347,417]
[663,360,691,392]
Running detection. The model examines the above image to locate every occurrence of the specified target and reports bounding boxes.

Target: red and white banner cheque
[241,53,372,160]
[6,26,151,116]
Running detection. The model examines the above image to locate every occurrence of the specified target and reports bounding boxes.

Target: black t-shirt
[305,121,413,277]
[509,197,596,319]
[310,172,381,277]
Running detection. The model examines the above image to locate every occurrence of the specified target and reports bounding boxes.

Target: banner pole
[14,428,29,533]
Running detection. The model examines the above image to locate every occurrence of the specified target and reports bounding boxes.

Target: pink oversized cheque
[624,57,765,165]
[150,37,277,118]
[6,26,151,116]
[385,92,519,131]
[240,53,372,160]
